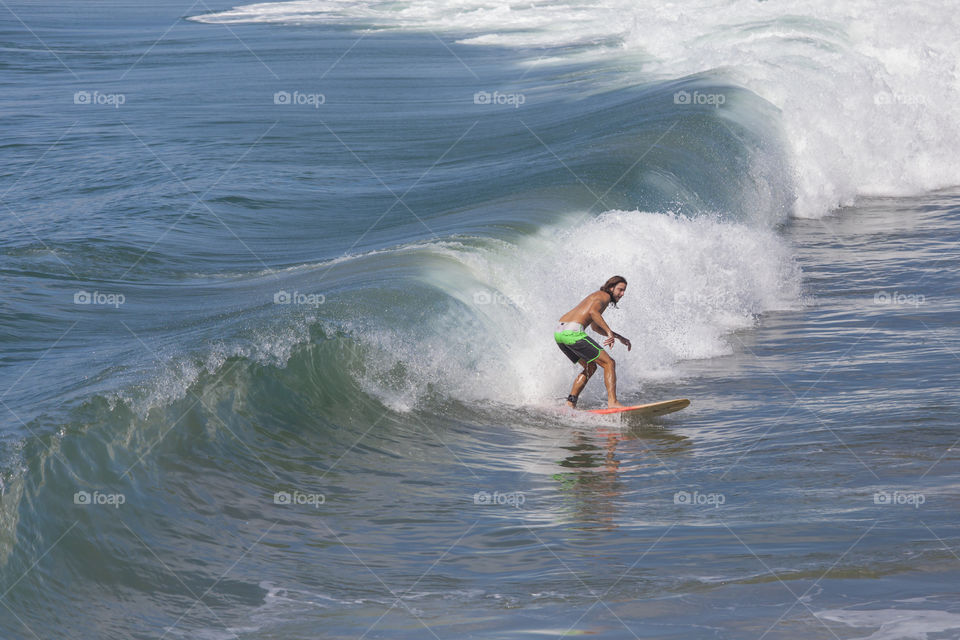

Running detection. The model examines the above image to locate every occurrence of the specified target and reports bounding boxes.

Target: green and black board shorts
[554,321,603,364]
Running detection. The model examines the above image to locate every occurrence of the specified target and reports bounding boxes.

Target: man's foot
[607,401,627,409]
[566,400,576,408]
[566,394,578,409]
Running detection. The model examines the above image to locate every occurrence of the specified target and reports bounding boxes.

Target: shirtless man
[554,276,632,408]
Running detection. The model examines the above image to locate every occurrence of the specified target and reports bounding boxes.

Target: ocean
[1,0,959,638]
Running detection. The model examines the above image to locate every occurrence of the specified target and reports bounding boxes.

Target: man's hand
[611,333,631,351]
[603,334,615,348]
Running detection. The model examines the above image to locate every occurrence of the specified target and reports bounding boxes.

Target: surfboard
[586,398,690,417]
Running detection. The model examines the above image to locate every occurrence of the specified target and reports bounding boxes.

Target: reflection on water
[552,421,693,529]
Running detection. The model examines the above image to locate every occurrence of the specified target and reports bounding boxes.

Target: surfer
[555,275,632,409]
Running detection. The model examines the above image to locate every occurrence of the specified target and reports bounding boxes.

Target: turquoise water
[2,1,959,638]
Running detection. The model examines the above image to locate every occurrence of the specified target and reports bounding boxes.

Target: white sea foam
[357,209,800,408]
[816,608,960,640]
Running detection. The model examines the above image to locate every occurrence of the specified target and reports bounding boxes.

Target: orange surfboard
[587,398,690,417]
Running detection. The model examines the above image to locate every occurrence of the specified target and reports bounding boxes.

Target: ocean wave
[192,0,960,219]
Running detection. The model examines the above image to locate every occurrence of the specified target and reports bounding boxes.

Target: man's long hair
[600,275,627,307]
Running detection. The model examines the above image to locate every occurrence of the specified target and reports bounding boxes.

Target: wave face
[193,0,960,218]
[0,203,801,635]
